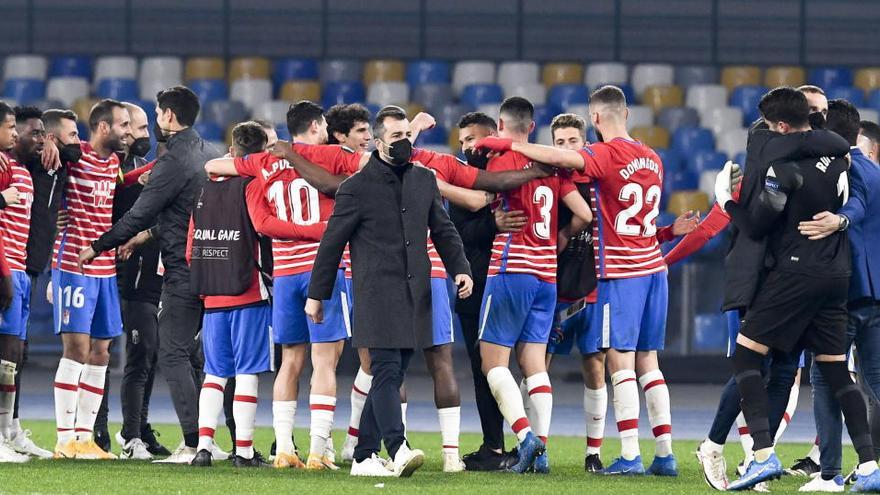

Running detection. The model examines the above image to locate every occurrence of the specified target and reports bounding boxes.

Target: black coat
[448,203,495,316]
[308,152,471,349]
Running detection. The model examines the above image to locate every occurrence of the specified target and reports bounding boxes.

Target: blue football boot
[851,467,880,492]
[646,454,679,476]
[508,432,544,474]
[602,456,646,476]
[728,453,783,491]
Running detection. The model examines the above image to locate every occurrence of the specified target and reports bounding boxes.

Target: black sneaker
[141,425,172,457]
[786,457,820,477]
[94,428,111,453]
[233,451,269,468]
[191,449,213,467]
[844,467,858,485]
[462,444,515,472]
[585,453,604,473]
[269,437,296,458]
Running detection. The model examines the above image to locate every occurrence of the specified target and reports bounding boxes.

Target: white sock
[347,369,372,442]
[525,372,552,445]
[309,394,336,456]
[54,358,83,444]
[611,369,640,460]
[807,436,820,464]
[584,386,607,456]
[233,374,259,459]
[74,364,107,442]
[519,379,537,433]
[736,412,754,458]
[437,406,460,455]
[11,418,21,437]
[401,402,408,436]
[486,367,531,442]
[701,438,724,456]
[774,380,799,443]
[0,360,16,439]
[272,400,297,455]
[197,375,227,452]
[639,369,672,457]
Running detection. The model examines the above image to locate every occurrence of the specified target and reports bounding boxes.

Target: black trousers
[459,312,505,451]
[119,300,160,440]
[354,348,413,462]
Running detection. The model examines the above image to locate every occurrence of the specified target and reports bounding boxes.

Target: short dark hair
[326,103,371,144]
[0,101,13,122]
[825,99,860,146]
[550,113,587,141]
[88,98,125,132]
[797,85,826,96]
[286,100,324,137]
[42,109,78,132]
[156,86,200,127]
[758,87,810,129]
[232,121,268,156]
[457,112,497,131]
[14,106,43,124]
[859,120,880,144]
[590,85,627,107]
[373,105,407,140]
[499,96,534,134]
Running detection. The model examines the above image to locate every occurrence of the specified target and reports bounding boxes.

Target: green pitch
[0,421,856,494]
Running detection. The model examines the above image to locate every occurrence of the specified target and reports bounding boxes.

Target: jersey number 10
[615,183,661,237]
[267,178,320,225]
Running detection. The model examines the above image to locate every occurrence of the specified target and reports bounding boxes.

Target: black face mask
[129,137,151,158]
[153,121,168,143]
[464,148,490,169]
[59,143,83,164]
[809,112,826,130]
[384,138,412,165]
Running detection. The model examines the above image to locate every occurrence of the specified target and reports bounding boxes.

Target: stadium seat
[693,313,728,352]
[699,169,719,199]
[809,66,853,89]
[497,61,540,92]
[657,107,699,133]
[28,98,64,112]
[618,83,638,105]
[411,83,453,114]
[729,85,768,125]
[734,152,747,170]
[764,65,806,88]
[717,128,749,159]
[533,104,562,127]
[272,58,319,88]
[859,108,879,124]
[76,120,89,141]
[655,148,683,171]
[184,57,226,81]
[252,100,290,125]
[72,97,99,122]
[3,55,47,80]
[275,123,291,141]
[460,83,504,108]
[664,169,698,196]
[641,85,683,113]
[49,55,91,79]
[320,59,363,84]
[363,59,405,85]
[279,81,321,103]
[94,56,137,83]
[321,80,366,108]
[542,62,584,88]
[547,84,588,109]
[188,79,229,106]
[447,129,462,153]
[826,86,865,107]
[414,125,448,146]
[229,57,271,82]
[689,150,727,174]
[437,102,475,131]
[139,56,183,101]
[565,103,588,121]
[402,102,425,118]
[587,126,599,143]
[406,60,450,86]
[203,100,249,129]
[667,191,709,216]
[535,125,553,145]
[585,62,627,88]
[867,90,880,112]
[504,82,547,105]
[475,103,500,122]
[631,63,673,96]
[674,65,718,89]
[700,106,744,138]
[630,126,670,149]
[855,67,880,94]
[95,78,139,101]
[230,79,272,112]
[452,61,496,96]
[670,126,714,156]
[720,65,761,92]
[3,78,45,104]
[626,105,654,130]
[46,77,89,107]
[194,121,223,142]
[685,84,728,115]
[366,81,409,107]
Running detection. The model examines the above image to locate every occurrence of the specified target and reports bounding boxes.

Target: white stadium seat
[251,100,290,125]
[630,63,674,96]
[700,106,744,138]
[230,79,272,112]
[452,60,496,96]
[94,56,138,83]
[585,62,627,88]
[139,56,183,101]
[504,82,546,106]
[47,77,90,107]
[536,125,553,145]
[717,128,749,159]
[3,54,47,80]
[497,61,540,93]
[686,84,728,114]
[626,105,655,130]
[366,81,409,107]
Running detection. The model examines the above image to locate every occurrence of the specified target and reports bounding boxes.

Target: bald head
[123,102,149,141]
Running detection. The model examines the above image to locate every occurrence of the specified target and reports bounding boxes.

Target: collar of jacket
[165,127,198,149]
[365,150,413,181]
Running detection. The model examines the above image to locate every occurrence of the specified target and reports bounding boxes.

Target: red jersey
[487,151,576,284]
[54,143,119,277]
[575,138,665,279]
[0,234,9,277]
[0,156,34,272]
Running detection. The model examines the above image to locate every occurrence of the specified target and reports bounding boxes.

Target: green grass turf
[0,420,857,494]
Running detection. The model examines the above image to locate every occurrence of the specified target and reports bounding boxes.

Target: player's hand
[455,274,473,299]
[56,209,69,231]
[2,186,20,206]
[118,230,151,261]
[529,162,555,178]
[714,161,739,207]
[0,152,8,172]
[410,112,436,133]
[495,209,527,232]
[41,138,61,171]
[474,137,513,154]
[305,298,324,323]
[798,211,841,240]
[0,274,13,312]
[269,140,295,159]
[138,169,152,186]
[672,210,700,236]
[78,246,98,273]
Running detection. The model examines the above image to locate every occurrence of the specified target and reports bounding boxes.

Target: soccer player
[476,86,676,476]
[326,103,372,151]
[51,99,130,460]
[477,97,593,474]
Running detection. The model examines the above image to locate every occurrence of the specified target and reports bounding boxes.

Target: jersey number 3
[267,178,320,225]
[615,183,661,236]
[533,185,554,240]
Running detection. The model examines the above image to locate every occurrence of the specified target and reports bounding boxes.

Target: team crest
[63,310,71,325]
[93,180,113,207]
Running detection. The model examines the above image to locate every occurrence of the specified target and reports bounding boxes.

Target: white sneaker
[351,454,394,477]
[391,444,425,478]
[8,430,52,459]
[210,440,230,461]
[754,481,770,492]
[0,440,29,463]
[799,475,845,492]
[442,452,465,473]
[341,435,357,462]
[116,432,153,460]
[152,442,196,464]
[696,441,728,490]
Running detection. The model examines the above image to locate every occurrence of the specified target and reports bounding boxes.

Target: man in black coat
[307,106,473,478]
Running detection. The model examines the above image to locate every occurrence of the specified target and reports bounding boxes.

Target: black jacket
[92,128,219,298]
[24,157,68,275]
[308,152,471,349]
[449,203,495,316]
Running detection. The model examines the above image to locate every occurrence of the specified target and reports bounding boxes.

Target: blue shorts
[727,309,805,367]
[0,271,30,340]
[547,301,599,355]
[431,278,454,346]
[479,274,556,348]
[203,303,273,378]
[594,271,668,352]
[51,269,122,339]
[273,270,350,345]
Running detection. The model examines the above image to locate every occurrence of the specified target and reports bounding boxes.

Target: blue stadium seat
[655,148,684,171]
[657,211,678,251]
[411,83,453,114]
[272,58,319,89]
[321,80,366,108]
[826,86,865,107]
[76,121,90,141]
[734,152,747,170]
[657,107,700,133]
[2,78,46,104]
[688,150,727,174]
[670,126,715,156]
[533,104,563,127]
[618,83,638,105]
[189,79,229,106]
[729,85,767,125]
[407,60,451,86]
[547,84,589,109]
[95,78,139,101]
[193,122,223,142]
[49,55,92,79]
[663,169,698,202]
[692,313,728,352]
[587,126,598,143]
[275,123,291,141]
[809,66,854,90]
[460,83,504,108]
[415,125,448,146]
